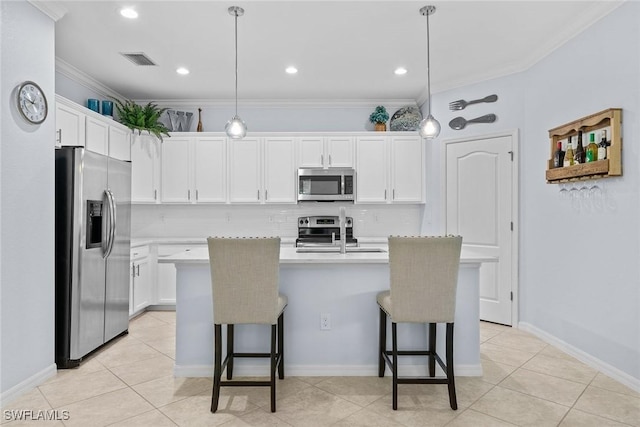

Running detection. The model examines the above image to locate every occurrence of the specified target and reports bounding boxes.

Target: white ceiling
[49,1,623,103]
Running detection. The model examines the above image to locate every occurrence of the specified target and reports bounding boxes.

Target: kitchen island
[160,245,494,378]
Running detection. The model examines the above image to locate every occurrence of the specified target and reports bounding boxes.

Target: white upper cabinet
[326,136,354,168]
[161,137,191,203]
[55,99,85,147]
[85,116,109,155]
[391,136,424,202]
[356,135,424,204]
[356,136,388,203]
[263,137,296,203]
[131,135,160,203]
[229,137,262,203]
[193,137,227,203]
[55,95,132,160]
[109,126,131,161]
[160,136,227,204]
[298,136,354,168]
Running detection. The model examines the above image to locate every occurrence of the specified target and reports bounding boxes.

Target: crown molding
[28,1,67,21]
[134,99,419,110]
[56,58,126,100]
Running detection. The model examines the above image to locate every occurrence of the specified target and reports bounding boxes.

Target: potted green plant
[369,106,389,131]
[113,99,171,141]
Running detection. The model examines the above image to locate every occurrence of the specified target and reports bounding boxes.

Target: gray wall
[423,1,639,382]
[1,0,56,396]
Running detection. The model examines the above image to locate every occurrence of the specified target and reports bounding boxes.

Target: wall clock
[17,81,48,124]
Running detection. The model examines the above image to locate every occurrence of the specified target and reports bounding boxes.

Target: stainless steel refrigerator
[55,147,131,368]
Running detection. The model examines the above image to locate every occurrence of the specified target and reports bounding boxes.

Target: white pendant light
[418,5,440,140]
[225,6,247,139]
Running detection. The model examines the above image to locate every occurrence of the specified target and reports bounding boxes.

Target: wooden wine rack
[546,108,622,183]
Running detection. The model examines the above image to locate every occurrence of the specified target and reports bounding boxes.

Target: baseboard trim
[0,364,57,406]
[518,322,640,393]
[174,363,482,378]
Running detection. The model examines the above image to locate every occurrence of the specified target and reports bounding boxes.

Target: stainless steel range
[295,216,358,247]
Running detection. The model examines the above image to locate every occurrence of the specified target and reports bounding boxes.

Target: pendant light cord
[426,10,432,116]
[234,11,238,116]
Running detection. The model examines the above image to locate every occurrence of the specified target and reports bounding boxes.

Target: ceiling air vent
[120,52,157,66]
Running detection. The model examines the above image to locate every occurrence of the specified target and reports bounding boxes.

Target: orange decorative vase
[374,122,386,132]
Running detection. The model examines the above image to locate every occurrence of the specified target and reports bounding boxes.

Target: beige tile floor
[2,311,639,426]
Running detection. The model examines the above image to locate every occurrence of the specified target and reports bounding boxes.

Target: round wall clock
[17,81,48,124]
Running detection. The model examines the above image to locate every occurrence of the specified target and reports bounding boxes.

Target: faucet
[339,206,346,254]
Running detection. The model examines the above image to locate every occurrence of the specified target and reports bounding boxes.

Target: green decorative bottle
[586,132,598,162]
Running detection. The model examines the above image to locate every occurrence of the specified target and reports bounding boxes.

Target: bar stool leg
[429,323,436,377]
[270,324,277,412]
[277,312,284,380]
[211,324,222,413]
[446,322,458,410]
[378,308,387,377]
[392,322,398,410]
[227,324,234,380]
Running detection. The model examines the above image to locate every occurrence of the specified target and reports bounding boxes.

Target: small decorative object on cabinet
[369,106,389,131]
[197,108,203,132]
[389,106,422,131]
[166,110,193,132]
[546,108,622,183]
[113,98,170,141]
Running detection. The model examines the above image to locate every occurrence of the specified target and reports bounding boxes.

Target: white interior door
[445,133,517,325]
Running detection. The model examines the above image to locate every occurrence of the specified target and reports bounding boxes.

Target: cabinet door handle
[196,190,199,201]
[384,189,387,200]
[329,155,332,166]
[56,129,62,144]
[321,154,324,166]
[257,190,260,200]
[188,190,191,200]
[136,264,140,276]
[154,190,157,200]
[131,263,136,278]
[393,189,396,200]
[265,189,268,200]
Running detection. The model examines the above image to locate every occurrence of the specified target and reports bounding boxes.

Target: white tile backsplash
[131,204,424,239]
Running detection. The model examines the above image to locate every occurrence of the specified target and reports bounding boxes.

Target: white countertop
[158,245,496,265]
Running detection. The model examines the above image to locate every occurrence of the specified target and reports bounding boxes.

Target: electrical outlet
[320,313,331,330]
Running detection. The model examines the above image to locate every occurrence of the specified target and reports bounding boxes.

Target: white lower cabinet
[356,135,424,203]
[156,244,205,305]
[130,246,151,316]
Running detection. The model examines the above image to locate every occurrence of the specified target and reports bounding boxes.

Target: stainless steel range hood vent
[120,52,157,66]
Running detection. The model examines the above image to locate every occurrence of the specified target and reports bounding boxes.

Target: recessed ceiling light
[176,67,190,75]
[120,8,138,19]
[285,66,298,74]
[394,67,408,75]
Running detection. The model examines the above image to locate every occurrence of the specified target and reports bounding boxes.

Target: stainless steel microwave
[298,168,355,202]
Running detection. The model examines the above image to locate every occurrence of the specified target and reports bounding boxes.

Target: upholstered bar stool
[377,235,463,410]
[207,237,287,413]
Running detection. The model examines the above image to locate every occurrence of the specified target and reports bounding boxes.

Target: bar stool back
[207,237,287,413]
[377,235,462,410]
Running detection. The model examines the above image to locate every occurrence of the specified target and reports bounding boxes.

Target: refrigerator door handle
[103,190,116,259]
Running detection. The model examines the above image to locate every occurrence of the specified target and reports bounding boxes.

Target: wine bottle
[574,131,585,164]
[553,140,565,168]
[586,132,598,162]
[197,107,203,132]
[564,136,574,167]
[598,129,609,160]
